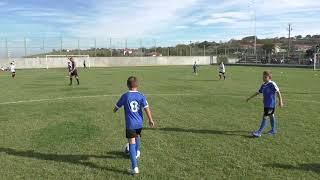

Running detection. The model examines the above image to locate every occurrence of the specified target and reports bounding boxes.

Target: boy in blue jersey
[193,61,199,75]
[246,71,284,137]
[113,76,155,175]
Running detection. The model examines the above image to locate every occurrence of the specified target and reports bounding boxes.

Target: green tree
[262,42,275,54]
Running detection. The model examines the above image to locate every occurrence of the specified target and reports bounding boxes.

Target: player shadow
[145,127,252,138]
[186,79,219,82]
[264,163,320,174]
[170,78,219,82]
[0,147,127,174]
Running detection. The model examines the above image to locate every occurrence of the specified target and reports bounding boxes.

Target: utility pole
[109,38,112,57]
[94,38,97,57]
[287,23,293,57]
[140,39,143,57]
[42,38,45,57]
[204,45,206,56]
[189,41,192,56]
[5,38,8,60]
[60,37,63,55]
[78,39,80,55]
[24,37,27,57]
[154,39,157,55]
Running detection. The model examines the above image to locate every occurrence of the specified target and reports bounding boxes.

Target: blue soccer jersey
[116,91,149,129]
[258,81,280,108]
[193,64,197,70]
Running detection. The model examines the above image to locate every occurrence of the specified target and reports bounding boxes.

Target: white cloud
[69,0,199,38]
[175,25,189,29]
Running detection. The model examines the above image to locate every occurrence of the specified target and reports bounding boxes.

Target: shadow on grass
[145,127,252,138]
[170,78,219,82]
[0,148,127,174]
[265,163,320,174]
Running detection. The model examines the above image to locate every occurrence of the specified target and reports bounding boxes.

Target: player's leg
[74,70,80,85]
[219,72,222,80]
[12,72,15,79]
[69,75,73,85]
[126,129,139,175]
[75,75,80,85]
[223,72,226,80]
[135,129,142,158]
[268,111,277,135]
[252,108,269,137]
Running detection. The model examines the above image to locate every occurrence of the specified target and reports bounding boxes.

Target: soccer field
[0,66,319,179]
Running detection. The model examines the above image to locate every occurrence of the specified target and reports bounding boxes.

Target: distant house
[123,48,134,55]
[274,45,287,53]
[146,52,162,57]
[294,44,312,52]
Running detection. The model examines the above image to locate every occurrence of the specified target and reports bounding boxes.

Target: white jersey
[10,65,15,72]
[219,64,225,73]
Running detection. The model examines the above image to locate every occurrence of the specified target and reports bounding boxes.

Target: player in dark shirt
[67,56,80,85]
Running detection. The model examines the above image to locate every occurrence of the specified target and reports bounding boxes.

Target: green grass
[0,66,319,179]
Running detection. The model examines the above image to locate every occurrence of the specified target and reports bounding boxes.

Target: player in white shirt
[219,62,226,80]
[10,63,16,79]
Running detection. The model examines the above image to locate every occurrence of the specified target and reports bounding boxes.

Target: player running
[113,76,155,175]
[246,71,284,137]
[10,62,16,79]
[67,56,80,85]
[193,61,199,75]
[219,62,226,80]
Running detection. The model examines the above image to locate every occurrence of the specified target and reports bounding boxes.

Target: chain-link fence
[0,37,317,66]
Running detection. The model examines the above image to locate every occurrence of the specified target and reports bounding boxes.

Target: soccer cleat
[252,131,262,137]
[267,130,277,135]
[136,150,140,159]
[128,167,139,175]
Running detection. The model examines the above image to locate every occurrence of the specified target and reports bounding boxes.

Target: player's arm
[113,106,119,113]
[246,92,260,102]
[276,91,284,108]
[144,107,155,128]
[113,96,124,113]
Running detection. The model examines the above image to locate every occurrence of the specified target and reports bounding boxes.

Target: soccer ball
[123,143,130,155]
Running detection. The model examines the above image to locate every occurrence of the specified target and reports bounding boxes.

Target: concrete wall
[0,56,217,69]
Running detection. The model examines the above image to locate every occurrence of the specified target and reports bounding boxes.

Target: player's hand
[149,120,155,128]
[279,101,284,108]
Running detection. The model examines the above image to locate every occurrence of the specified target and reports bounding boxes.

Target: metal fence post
[78,39,80,55]
[24,37,27,57]
[94,38,97,57]
[60,37,63,55]
[109,38,112,57]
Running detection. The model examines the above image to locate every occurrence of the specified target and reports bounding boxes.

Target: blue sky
[1,0,320,45]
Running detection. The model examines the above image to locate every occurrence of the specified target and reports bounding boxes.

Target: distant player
[113,76,155,175]
[193,61,199,75]
[219,62,226,80]
[246,71,284,137]
[83,60,87,69]
[67,56,80,85]
[10,62,16,79]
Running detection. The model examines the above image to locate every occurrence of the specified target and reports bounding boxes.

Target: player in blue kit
[193,61,199,75]
[113,76,155,175]
[246,71,284,137]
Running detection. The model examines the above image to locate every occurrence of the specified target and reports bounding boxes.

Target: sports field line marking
[0,93,319,105]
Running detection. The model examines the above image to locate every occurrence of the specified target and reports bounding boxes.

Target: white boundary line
[0,93,319,105]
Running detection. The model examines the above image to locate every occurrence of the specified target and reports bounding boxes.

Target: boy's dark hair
[263,71,272,78]
[127,76,138,89]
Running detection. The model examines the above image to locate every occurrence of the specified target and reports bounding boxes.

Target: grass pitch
[0,66,319,179]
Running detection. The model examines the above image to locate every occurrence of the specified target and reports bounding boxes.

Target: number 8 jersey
[115,91,149,129]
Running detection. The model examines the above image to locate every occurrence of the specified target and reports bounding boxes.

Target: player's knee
[128,138,136,144]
